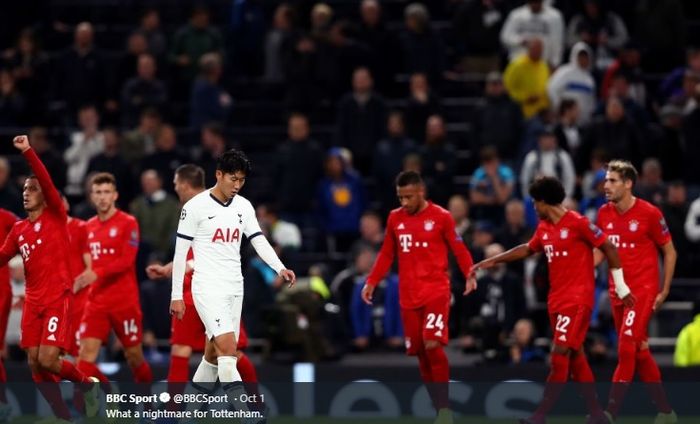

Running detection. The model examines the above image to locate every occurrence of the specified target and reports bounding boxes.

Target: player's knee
[618,338,638,358]
[37,349,58,371]
[639,340,649,351]
[78,339,101,362]
[424,340,441,350]
[124,346,145,368]
[172,344,193,358]
[551,344,570,355]
[27,353,41,373]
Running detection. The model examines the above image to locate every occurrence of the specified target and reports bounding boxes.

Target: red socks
[59,360,90,384]
[168,355,190,383]
[607,339,637,418]
[237,353,258,382]
[636,349,672,413]
[569,352,602,416]
[532,352,569,420]
[33,371,71,420]
[77,360,109,384]
[131,360,153,383]
[419,347,450,411]
[0,359,6,403]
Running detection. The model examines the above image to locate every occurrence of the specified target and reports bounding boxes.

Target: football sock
[636,348,672,413]
[569,352,602,416]
[193,358,218,383]
[0,359,6,403]
[532,352,569,420]
[33,371,71,420]
[59,359,91,384]
[168,355,191,382]
[607,339,637,418]
[236,353,258,382]
[217,356,240,383]
[131,360,153,383]
[424,346,450,410]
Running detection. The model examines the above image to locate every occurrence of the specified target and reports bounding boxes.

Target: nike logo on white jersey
[558,334,567,341]
[397,223,405,230]
[208,216,216,219]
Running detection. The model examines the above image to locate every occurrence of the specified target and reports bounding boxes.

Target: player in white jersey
[170,149,295,416]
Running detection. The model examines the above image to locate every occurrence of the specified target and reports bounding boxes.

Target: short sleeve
[500,165,515,184]
[649,207,672,247]
[527,226,543,252]
[577,215,606,248]
[176,200,199,240]
[243,200,264,239]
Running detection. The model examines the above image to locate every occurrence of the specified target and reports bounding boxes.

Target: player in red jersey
[61,196,92,359]
[597,160,677,423]
[73,172,153,385]
[145,165,260,387]
[472,176,633,424]
[0,208,17,415]
[362,171,476,424]
[0,135,98,420]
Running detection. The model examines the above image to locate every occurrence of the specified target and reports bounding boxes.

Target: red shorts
[171,303,206,351]
[400,295,449,356]
[238,323,248,350]
[80,302,143,348]
[21,296,72,350]
[613,294,654,343]
[68,290,89,357]
[549,305,591,350]
[0,288,12,350]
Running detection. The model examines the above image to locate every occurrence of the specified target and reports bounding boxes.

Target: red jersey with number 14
[597,198,671,305]
[86,210,140,311]
[366,202,473,309]
[527,210,606,311]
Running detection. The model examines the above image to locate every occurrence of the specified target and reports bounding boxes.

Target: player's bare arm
[146,262,174,279]
[654,241,677,311]
[599,239,636,307]
[471,243,533,273]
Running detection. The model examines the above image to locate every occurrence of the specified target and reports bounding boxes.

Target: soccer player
[73,172,153,385]
[361,171,476,424]
[471,176,633,424]
[0,135,98,420]
[170,150,295,414]
[597,160,677,423]
[0,208,17,416]
[145,164,260,387]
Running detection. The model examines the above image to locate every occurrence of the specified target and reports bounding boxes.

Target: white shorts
[192,292,243,340]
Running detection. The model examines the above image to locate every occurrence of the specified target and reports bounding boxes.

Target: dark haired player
[472,176,632,424]
[362,171,476,424]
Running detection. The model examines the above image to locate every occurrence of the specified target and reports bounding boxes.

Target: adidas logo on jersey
[435,330,442,337]
[624,329,633,336]
[558,334,567,342]
[397,223,405,230]
[543,233,549,240]
[607,223,613,229]
[47,334,56,341]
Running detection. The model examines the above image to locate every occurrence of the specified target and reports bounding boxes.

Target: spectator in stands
[317,21,372,100]
[115,32,150,98]
[449,194,473,246]
[474,71,522,164]
[0,158,23,217]
[121,53,168,127]
[349,210,384,262]
[316,148,366,253]
[547,42,596,125]
[635,158,666,206]
[64,104,105,200]
[469,146,515,225]
[681,85,700,185]
[580,169,607,222]
[566,0,628,70]
[656,104,685,181]
[121,108,161,167]
[130,169,180,261]
[509,318,546,364]
[599,70,649,124]
[496,198,530,251]
[264,3,295,83]
[87,128,134,205]
[52,22,110,118]
[310,3,333,42]
[399,3,446,83]
[500,0,564,68]
[634,0,686,72]
[335,67,387,174]
[281,32,323,112]
[0,69,27,126]
[665,70,700,116]
[503,38,550,119]
[189,53,232,131]
[418,115,456,207]
[553,99,583,160]
[674,300,700,367]
[230,0,267,77]
[356,0,401,94]
[601,41,646,105]
[578,96,642,171]
[580,148,608,197]
[662,181,693,277]
[3,28,49,116]
[28,127,66,191]
[451,0,505,74]
[520,127,576,199]
[660,48,700,103]
[134,8,167,60]
[275,113,324,222]
[372,111,416,214]
[256,203,302,253]
[404,73,441,143]
[141,124,187,192]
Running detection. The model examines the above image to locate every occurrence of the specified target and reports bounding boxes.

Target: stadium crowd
[1,0,700,365]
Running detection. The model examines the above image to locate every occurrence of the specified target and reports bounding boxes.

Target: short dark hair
[395,171,423,187]
[480,145,499,162]
[217,149,251,175]
[607,159,638,185]
[91,172,117,188]
[203,121,226,139]
[175,164,205,189]
[529,176,565,205]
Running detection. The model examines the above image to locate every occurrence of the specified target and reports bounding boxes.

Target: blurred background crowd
[1,0,700,367]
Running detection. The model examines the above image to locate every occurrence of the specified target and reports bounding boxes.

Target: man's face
[288,116,309,141]
[216,170,246,200]
[91,183,118,214]
[173,174,188,203]
[603,171,630,203]
[397,184,424,215]
[23,178,45,212]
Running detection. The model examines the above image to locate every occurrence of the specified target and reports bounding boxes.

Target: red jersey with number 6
[527,210,606,311]
[597,199,671,305]
[86,210,140,311]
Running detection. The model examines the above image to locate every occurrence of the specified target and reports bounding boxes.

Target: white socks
[217,356,241,383]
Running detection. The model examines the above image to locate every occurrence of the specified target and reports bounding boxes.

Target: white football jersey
[176,190,262,295]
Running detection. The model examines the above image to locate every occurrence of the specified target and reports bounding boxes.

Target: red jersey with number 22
[597,199,671,305]
[528,210,606,311]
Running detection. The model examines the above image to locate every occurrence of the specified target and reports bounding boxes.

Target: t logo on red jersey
[90,242,101,259]
[608,235,620,248]
[212,228,240,243]
[399,234,412,252]
[544,244,554,263]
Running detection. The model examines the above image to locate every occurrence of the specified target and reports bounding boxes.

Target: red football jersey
[597,198,671,305]
[86,210,140,311]
[0,149,72,305]
[366,202,473,309]
[528,210,606,311]
[0,209,18,295]
[67,216,90,309]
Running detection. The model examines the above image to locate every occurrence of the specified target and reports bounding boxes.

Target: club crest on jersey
[180,208,187,220]
[628,220,639,232]
[424,220,435,231]
[33,222,41,232]
[109,227,118,237]
[560,228,569,239]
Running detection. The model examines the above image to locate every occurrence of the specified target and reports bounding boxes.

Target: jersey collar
[209,192,233,207]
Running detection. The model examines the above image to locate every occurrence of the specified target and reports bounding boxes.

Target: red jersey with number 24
[528,210,606,311]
